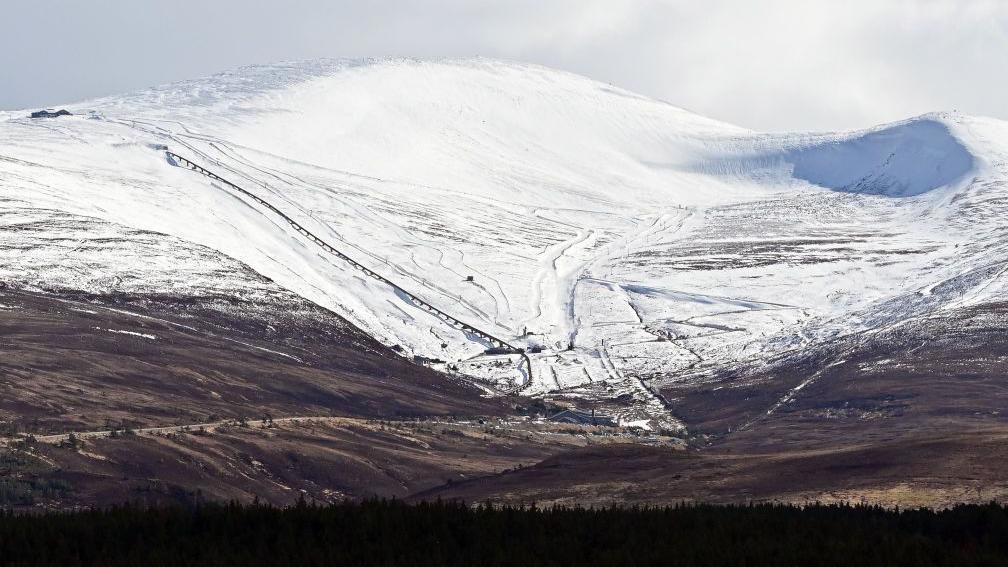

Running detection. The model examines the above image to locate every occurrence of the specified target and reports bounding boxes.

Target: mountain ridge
[2,58,1007,431]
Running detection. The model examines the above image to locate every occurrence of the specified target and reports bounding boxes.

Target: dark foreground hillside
[2,500,1007,567]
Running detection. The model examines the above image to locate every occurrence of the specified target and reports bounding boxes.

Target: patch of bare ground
[660,302,1008,443]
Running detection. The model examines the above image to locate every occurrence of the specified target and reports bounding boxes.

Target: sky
[2,0,1006,131]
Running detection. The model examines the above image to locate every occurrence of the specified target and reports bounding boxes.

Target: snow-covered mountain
[3,58,1007,430]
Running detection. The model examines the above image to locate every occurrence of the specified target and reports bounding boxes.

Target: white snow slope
[3,58,1008,429]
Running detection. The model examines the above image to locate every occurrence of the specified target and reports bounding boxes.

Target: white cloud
[1,0,1005,130]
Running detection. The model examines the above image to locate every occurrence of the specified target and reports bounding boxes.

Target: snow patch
[620,419,652,431]
[95,327,156,340]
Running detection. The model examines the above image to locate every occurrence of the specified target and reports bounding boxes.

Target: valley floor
[2,278,1008,510]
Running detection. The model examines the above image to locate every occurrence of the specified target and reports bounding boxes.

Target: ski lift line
[121,115,504,332]
[162,125,505,332]
[165,150,533,386]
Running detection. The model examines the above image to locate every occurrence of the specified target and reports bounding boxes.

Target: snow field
[3,58,1008,428]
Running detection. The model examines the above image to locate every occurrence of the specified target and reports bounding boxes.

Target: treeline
[1,499,1007,566]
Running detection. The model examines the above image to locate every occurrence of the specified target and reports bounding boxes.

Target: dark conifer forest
[1,499,1007,566]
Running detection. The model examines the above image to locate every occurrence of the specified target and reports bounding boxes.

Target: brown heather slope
[5,417,666,508]
[0,287,506,436]
[411,428,1008,509]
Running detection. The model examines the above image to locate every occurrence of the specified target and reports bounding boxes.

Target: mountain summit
[3,59,1007,431]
